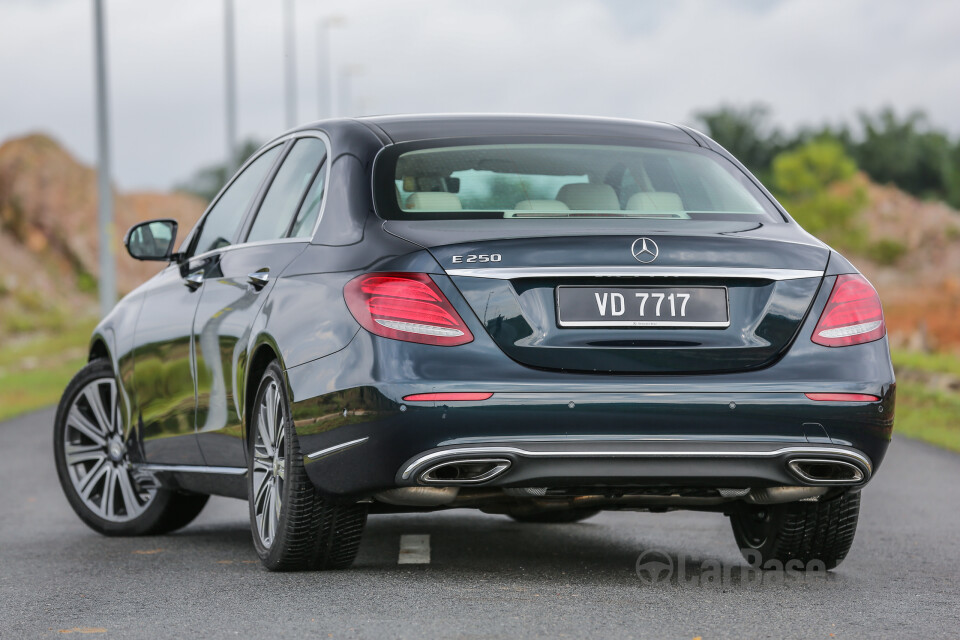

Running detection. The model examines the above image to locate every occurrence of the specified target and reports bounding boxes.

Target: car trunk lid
[383,220,829,374]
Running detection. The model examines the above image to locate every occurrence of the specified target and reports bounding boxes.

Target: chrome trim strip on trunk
[305,437,370,460]
[557,320,732,328]
[445,267,824,281]
[135,464,247,475]
[400,445,872,480]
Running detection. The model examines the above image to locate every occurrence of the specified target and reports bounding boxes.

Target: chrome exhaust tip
[419,458,511,485]
[787,458,866,485]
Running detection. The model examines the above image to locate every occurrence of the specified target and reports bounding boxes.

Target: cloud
[1,0,958,189]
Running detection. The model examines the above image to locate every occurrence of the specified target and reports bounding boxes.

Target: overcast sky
[2,0,959,190]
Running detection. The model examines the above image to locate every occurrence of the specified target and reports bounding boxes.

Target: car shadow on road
[78,509,854,589]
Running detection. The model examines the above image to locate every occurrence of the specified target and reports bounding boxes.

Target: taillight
[344,272,474,346]
[805,393,880,402]
[811,274,885,347]
[403,392,493,402]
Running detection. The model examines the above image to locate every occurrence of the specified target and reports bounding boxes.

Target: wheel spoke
[66,443,105,466]
[103,466,117,517]
[113,403,124,439]
[116,469,141,517]
[262,479,275,543]
[272,475,282,522]
[78,458,108,499]
[257,403,274,457]
[67,406,107,447]
[265,481,276,543]
[272,388,283,448]
[252,453,272,472]
[253,471,271,513]
[83,383,113,437]
[265,384,278,445]
[257,499,269,543]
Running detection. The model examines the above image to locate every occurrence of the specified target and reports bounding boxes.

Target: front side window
[377,142,780,222]
[246,138,327,243]
[192,145,281,255]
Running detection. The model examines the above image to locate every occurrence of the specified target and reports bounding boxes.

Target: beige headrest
[513,199,570,211]
[556,183,620,211]
[404,192,463,211]
[626,191,684,212]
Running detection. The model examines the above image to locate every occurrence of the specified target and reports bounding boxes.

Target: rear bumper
[394,441,873,489]
[286,325,894,498]
[290,382,893,498]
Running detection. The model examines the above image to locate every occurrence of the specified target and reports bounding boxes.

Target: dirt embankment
[853,182,960,354]
[0,134,205,327]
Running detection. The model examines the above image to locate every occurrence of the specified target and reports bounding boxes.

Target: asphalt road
[2,408,959,639]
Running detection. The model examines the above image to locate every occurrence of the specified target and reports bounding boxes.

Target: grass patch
[891,349,960,452]
[0,318,97,422]
[894,382,960,453]
[892,349,960,377]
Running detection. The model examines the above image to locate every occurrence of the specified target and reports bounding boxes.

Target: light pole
[92,0,115,317]
[338,64,363,116]
[224,0,237,167]
[317,15,345,118]
[283,0,297,128]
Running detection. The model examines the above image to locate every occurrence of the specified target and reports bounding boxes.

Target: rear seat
[556,183,620,210]
[625,191,684,212]
[405,192,463,211]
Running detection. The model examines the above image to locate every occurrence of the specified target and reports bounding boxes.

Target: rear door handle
[247,270,269,290]
[184,271,204,289]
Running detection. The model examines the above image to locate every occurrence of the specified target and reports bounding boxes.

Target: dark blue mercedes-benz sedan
[53,114,894,571]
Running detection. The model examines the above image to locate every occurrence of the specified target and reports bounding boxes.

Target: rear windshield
[374,141,782,222]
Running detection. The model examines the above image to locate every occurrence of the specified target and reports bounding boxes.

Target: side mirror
[124,219,179,261]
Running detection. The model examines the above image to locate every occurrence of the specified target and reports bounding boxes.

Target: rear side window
[289,162,327,238]
[192,145,281,255]
[246,138,327,243]
[376,142,780,222]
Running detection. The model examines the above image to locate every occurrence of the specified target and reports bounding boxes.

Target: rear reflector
[344,273,473,346]
[403,392,493,402]
[805,393,880,402]
[811,274,886,347]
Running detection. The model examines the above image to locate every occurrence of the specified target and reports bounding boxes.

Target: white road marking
[398,534,431,565]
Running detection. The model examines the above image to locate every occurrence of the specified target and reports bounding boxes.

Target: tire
[248,361,367,571]
[729,492,861,571]
[506,508,600,524]
[54,358,209,536]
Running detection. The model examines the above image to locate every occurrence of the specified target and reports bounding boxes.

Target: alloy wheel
[252,379,285,548]
[62,378,156,522]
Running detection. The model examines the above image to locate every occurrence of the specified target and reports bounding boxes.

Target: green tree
[175,138,263,203]
[772,138,866,245]
[853,108,956,205]
[693,103,784,179]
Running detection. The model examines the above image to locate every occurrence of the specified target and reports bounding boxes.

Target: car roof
[351,113,698,145]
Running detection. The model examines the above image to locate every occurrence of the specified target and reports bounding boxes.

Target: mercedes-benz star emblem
[631,237,659,263]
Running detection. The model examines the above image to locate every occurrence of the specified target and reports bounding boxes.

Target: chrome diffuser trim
[306,437,370,460]
[400,445,872,480]
[445,266,824,281]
